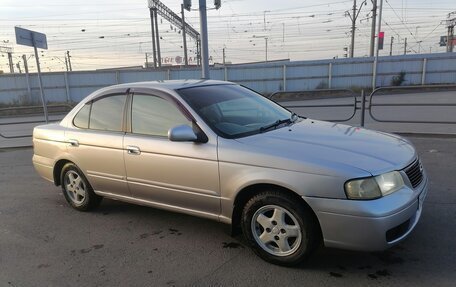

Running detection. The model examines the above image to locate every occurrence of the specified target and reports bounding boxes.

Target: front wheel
[241,191,320,266]
[61,163,102,211]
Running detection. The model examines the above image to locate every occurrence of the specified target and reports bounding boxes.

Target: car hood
[232,119,416,176]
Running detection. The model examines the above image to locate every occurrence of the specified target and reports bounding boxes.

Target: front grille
[403,159,424,188]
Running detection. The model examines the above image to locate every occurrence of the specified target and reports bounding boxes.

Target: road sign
[440,36,448,47]
[378,32,385,50]
[15,27,48,50]
[183,0,191,11]
[14,26,49,123]
[214,0,221,9]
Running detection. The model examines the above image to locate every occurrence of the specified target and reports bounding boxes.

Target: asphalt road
[1,136,455,286]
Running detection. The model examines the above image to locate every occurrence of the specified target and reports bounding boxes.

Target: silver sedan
[32,80,428,266]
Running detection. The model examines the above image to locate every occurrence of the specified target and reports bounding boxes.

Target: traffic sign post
[15,27,49,123]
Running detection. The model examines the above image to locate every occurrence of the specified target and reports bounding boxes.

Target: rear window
[73,103,91,129]
[89,95,126,132]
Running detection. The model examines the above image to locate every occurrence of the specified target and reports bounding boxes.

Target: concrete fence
[0,52,455,105]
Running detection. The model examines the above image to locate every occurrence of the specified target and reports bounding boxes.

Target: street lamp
[253,35,269,62]
[52,56,69,71]
[417,41,423,54]
[263,10,271,31]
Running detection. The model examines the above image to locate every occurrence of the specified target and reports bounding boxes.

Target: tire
[241,190,320,266]
[60,163,102,211]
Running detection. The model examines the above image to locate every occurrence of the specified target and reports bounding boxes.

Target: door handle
[68,139,79,147]
[126,145,141,155]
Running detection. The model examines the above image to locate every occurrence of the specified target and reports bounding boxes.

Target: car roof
[109,79,232,91]
[61,79,235,128]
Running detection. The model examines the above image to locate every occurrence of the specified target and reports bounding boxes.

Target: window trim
[71,91,129,133]
[128,91,194,138]
[72,102,92,129]
[128,87,195,121]
[126,88,200,139]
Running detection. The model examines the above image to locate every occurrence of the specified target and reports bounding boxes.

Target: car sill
[94,190,220,221]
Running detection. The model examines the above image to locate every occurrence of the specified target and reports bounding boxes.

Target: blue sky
[0,0,454,71]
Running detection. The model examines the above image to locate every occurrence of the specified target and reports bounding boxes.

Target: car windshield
[178,84,293,139]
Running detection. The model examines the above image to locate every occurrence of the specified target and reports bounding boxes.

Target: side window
[89,95,126,132]
[73,103,91,129]
[131,94,192,137]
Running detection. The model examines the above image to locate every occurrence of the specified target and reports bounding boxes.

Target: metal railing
[269,89,358,122]
[1,85,455,143]
[0,103,73,115]
[0,104,72,139]
[0,117,64,139]
[369,85,456,124]
[270,84,456,128]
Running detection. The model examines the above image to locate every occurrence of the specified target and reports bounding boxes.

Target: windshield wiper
[259,119,291,133]
[259,113,300,133]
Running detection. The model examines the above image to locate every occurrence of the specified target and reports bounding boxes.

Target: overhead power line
[384,0,419,42]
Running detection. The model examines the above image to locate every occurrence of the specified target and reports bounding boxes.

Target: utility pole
[196,39,201,66]
[149,7,157,68]
[0,46,14,73]
[199,0,210,79]
[445,12,456,52]
[22,54,29,74]
[370,0,377,57]
[404,37,407,54]
[64,53,69,71]
[350,0,357,58]
[145,53,149,68]
[389,36,394,56]
[181,4,189,66]
[32,33,48,123]
[447,25,454,52]
[372,0,383,88]
[222,47,226,65]
[265,37,268,62]
[375,0,383,59]
[16,62,22,73]
[153,8,161,67]
[347,0,366,58]
[7,52,14,73]
[66,51,72,71]
[22,54,32,101]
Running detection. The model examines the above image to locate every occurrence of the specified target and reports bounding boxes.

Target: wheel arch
[231,183,322,240]
[53,159,74,186]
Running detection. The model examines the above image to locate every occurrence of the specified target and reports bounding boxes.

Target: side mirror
[168,125,198,142]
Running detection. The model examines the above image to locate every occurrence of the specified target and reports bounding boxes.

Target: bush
[315,81,328,89]
[391,71,406,86]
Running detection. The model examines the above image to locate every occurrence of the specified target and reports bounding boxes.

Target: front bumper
[303,177,428,251]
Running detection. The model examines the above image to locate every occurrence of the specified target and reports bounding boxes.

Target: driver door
[123,92,220,218]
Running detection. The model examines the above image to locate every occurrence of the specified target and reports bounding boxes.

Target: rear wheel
[61,163,102,211]
[241,191,319,266]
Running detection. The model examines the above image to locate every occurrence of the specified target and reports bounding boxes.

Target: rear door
[123,90,220,217]
[65,91,130,196]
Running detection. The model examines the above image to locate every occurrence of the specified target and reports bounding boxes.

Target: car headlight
[345,171,405,200]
